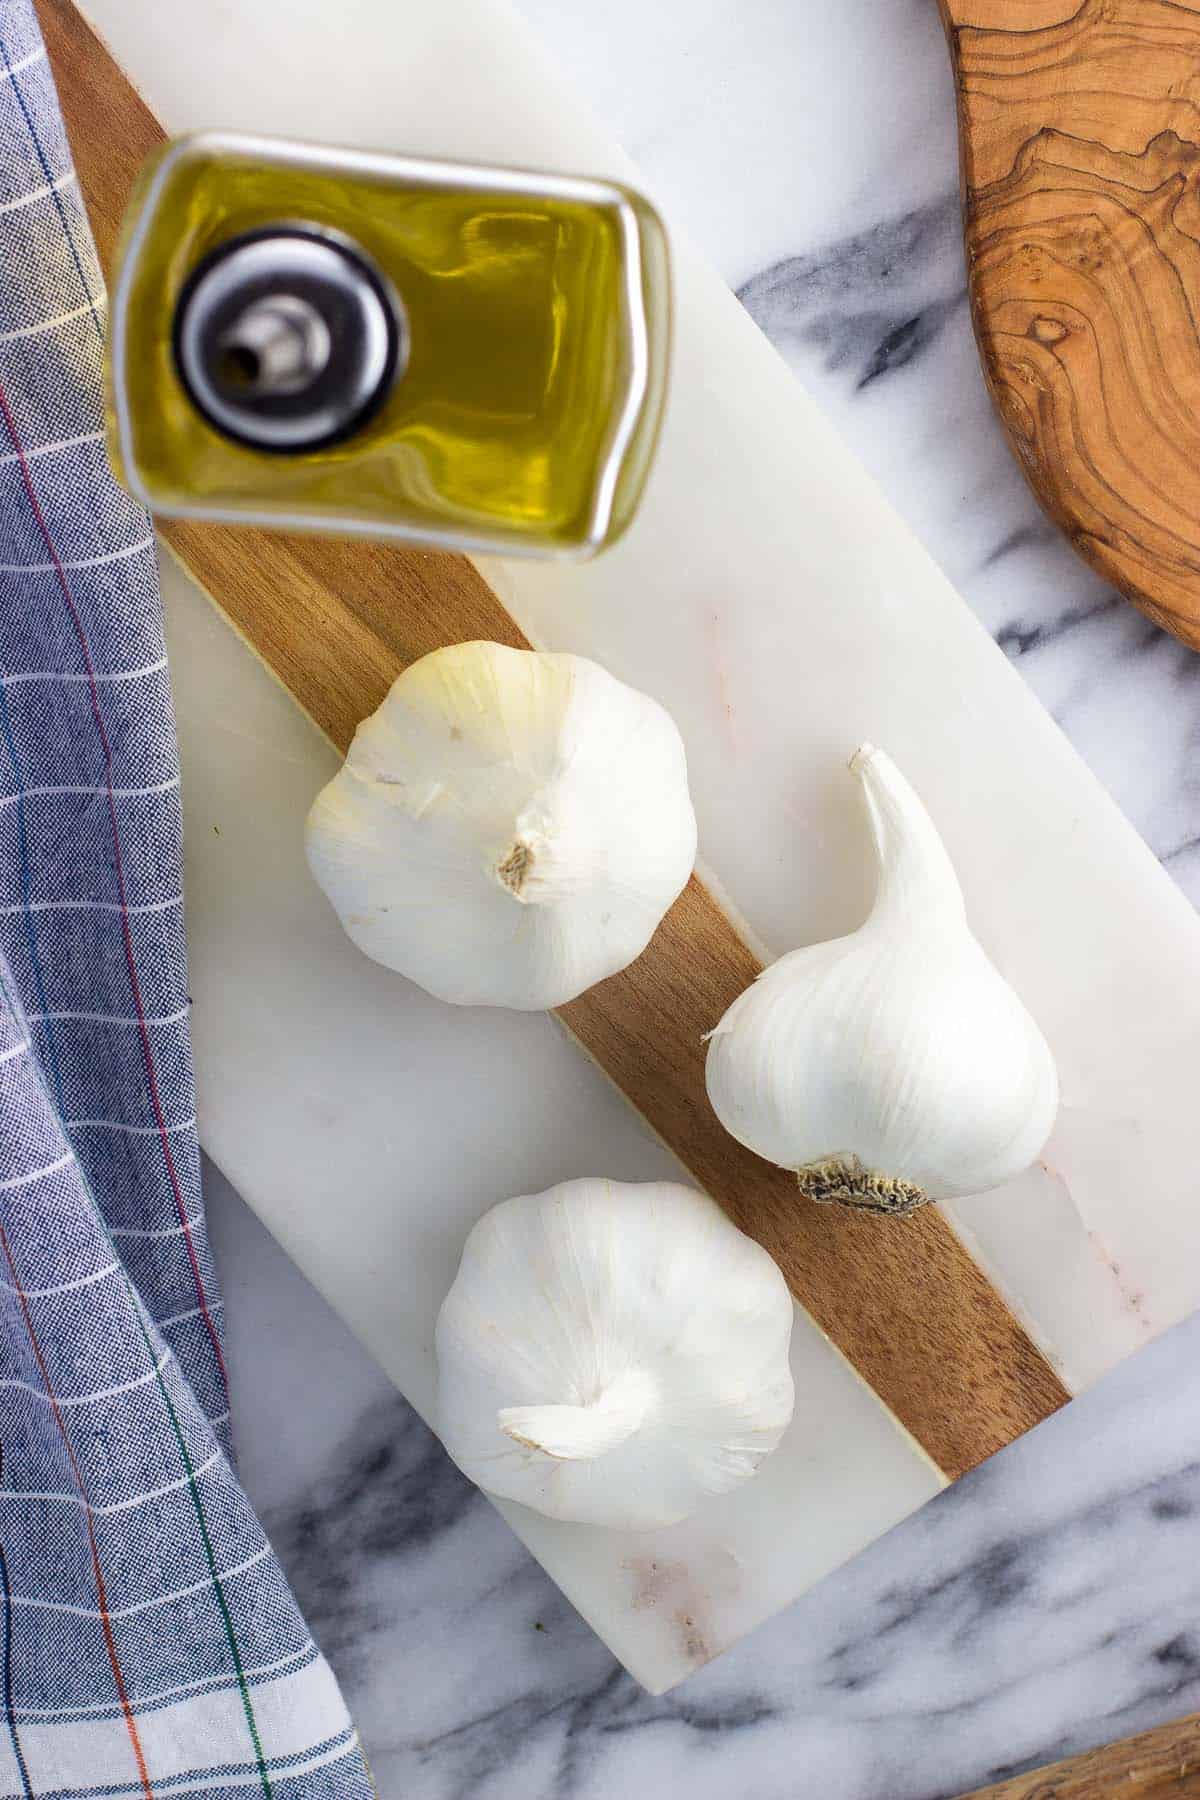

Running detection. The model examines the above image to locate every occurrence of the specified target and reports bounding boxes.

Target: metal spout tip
[173,223,405,454]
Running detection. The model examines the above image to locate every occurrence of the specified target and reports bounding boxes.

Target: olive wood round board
[940,0,1200,648]
[52,0,1200,1694]
[959,1708,1200,1798]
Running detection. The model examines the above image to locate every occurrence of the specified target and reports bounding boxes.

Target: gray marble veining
[737,192,967,396]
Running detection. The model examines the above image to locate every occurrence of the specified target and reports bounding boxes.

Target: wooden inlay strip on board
[39,0,1070,1479]
[940,0,1200,649]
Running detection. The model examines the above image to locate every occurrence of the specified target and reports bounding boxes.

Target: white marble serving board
[83,0,1200,1695]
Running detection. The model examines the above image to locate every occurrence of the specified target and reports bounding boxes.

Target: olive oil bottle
[106,133,671,557]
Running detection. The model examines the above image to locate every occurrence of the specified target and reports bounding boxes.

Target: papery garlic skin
[705,745,1059,1216]
[435,1179,795,1530]
[305,641,697,1010]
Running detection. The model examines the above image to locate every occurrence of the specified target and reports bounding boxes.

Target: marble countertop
[201,0,1200,1792]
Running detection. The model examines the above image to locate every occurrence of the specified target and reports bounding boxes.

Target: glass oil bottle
[106,133,671,557]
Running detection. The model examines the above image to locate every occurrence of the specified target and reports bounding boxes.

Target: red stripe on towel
[0,1223,156,1799]
[0,378,229,1405]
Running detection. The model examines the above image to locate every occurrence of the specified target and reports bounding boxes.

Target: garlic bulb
[305,641,697,1009]
[435,1178,795,1530]
[706,745,1058,1216]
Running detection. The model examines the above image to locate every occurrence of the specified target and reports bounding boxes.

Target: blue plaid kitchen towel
[0,1,373,1792]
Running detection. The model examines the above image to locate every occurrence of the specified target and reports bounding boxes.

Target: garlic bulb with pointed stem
[435,1179,795,1530]
[705,745,1058,1217]
[305,641,697,1010]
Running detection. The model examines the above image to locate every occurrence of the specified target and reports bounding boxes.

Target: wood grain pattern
[960,1711,1200,1797]
[940,0,1200,648]
[40,0,1070,1478]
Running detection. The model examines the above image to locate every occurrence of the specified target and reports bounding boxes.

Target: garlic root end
[496,838,535,899]
[797,1156,928,1218]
